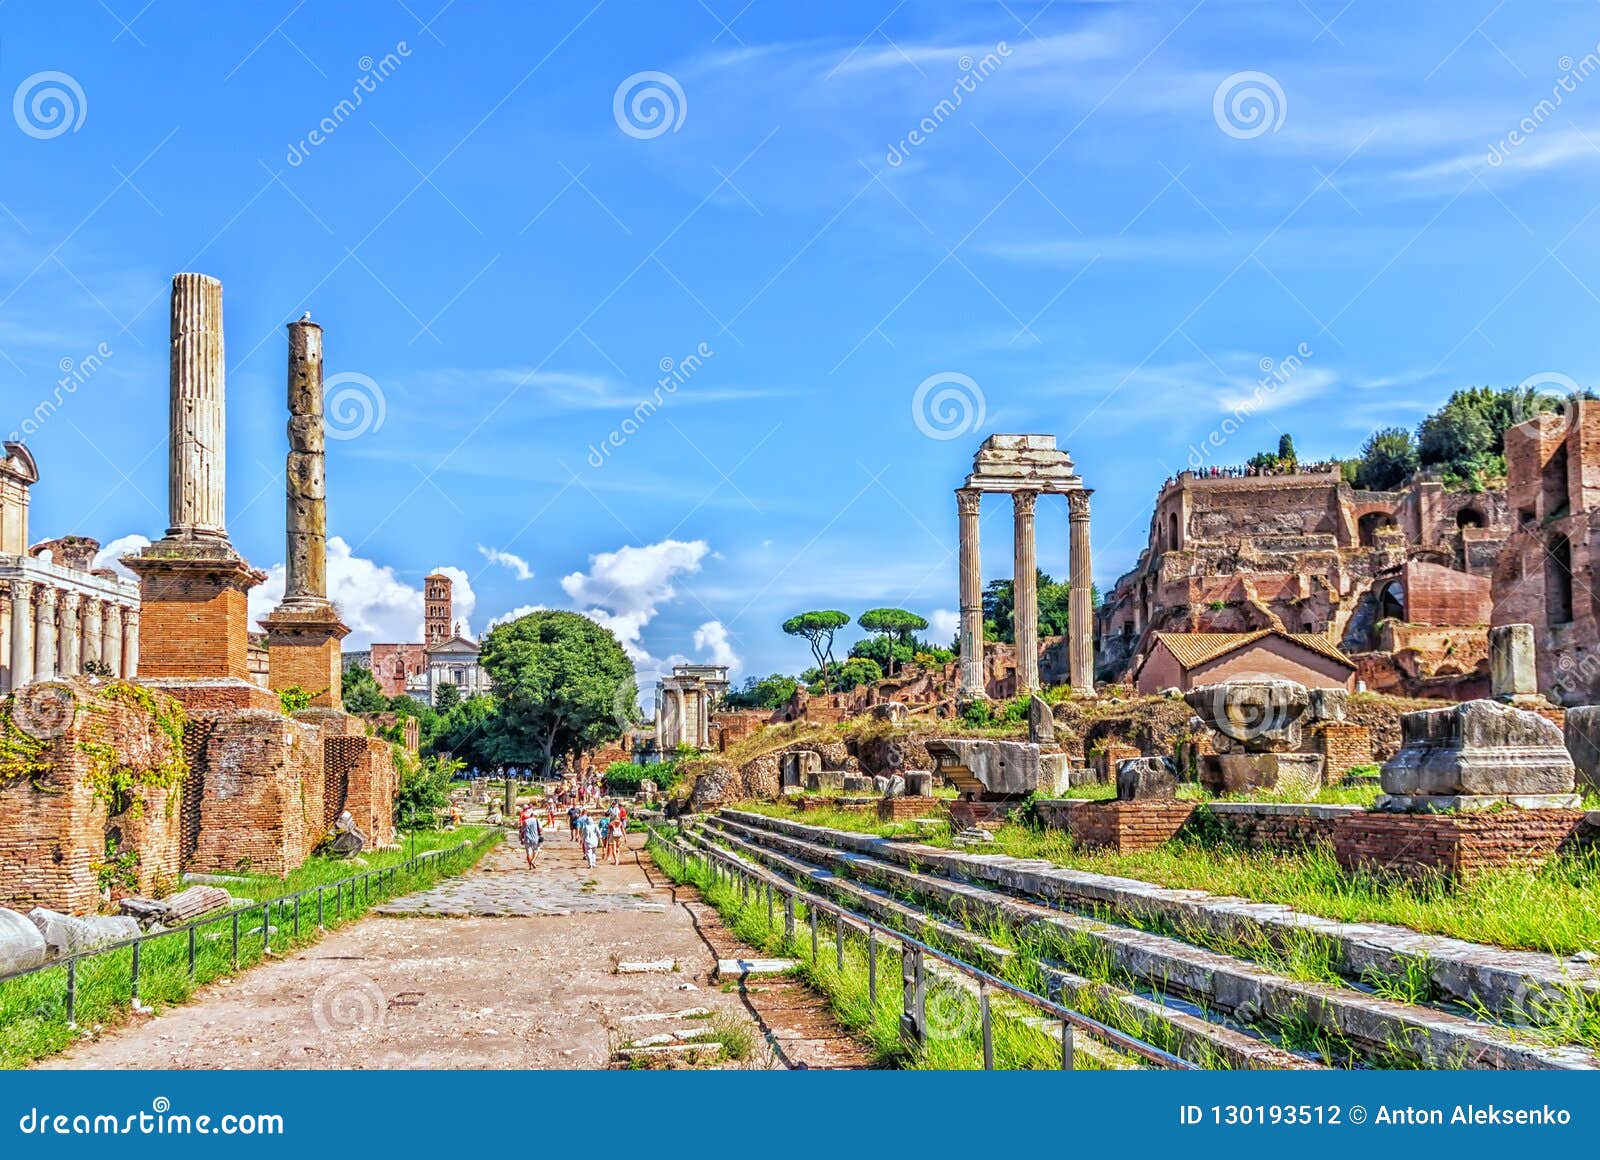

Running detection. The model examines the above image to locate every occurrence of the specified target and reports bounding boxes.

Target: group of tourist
[515,791,629,871]
[1169,461,1341,486]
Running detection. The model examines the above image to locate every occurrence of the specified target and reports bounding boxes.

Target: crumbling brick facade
[0,680,185,914]
[1333,810,1587,880]
[1099,470,1508,697]
[1312,722,1373,778]
[184,709,324,876]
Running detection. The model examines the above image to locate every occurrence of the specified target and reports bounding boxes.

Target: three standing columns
[955,487,1094,699]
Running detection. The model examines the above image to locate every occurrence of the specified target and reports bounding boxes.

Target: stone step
[706,814,1597,1070]
[719,808,1600,1028]
[686,827,1292,1070]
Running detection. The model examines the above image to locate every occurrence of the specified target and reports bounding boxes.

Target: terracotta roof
[1146,630,1355,671]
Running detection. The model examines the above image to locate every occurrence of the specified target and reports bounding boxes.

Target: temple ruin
[656,663,730,750]
[956,435,1093,700]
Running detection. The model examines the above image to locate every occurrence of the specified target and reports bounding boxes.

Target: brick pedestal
[186,709,323,876]
[260,605,349,707]
[1066,800,1196,851]
[1314,722,1373,778]
[124,548,265,681]
[1333,809,1587,880]
[877,795,939,821]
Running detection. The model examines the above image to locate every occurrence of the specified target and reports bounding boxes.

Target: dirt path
[37,830,871,1070]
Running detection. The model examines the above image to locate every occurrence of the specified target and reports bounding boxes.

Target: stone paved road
[37,829,869,1070]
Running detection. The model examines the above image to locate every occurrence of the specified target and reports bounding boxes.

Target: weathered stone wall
[187,709,323,876]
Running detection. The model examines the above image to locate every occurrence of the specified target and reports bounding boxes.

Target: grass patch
[0,830,500,1070]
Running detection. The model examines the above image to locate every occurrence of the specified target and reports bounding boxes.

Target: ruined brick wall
[368,643,428,698]
[187,709,322,877]
[1312,722,1373,777]
[1064,801,1195,852]
[1333,810,1586,880]
[1091,744,1140,782]
[343,737,397,846]
[1398,560,1492,626]
[322,734,367,830]
[1196,803,1360,851]
[0,680,185,914]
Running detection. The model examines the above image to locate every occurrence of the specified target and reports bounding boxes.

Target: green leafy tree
[342,664,389,715]
[983,570,1084,643]
[856,608,928,676]
[432,681,461,712]
[807,656,881,692]
[394,752,462,832]
[723,673,799,710]
[1353,427,1418,491]
[477,610,635,783]
[782,610,850,692]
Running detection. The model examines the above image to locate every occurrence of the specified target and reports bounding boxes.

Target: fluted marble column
[103,604,123,677]
[81,599,103,674]
[1012,490,1039,695]
[33,587,57,679]
[1068,489,1095,694]
[9,580,33,688]
[168,273,228,541]
[56,592,79,675]
[121,607,138,678]
[957,488,986,698]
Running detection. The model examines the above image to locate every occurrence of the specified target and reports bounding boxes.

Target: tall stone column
[168,273,228,541]
[125,274,267,704]
[103,603,123,677]
[33,587,57,679]
[957,488,986,699]
[260,316,349,709]
[1012,490,1039,695]
[121,607,139,678]
[56,592,79,676]
[81,598,103,674]
[9,580,33,688]
[1068,489,1095,695]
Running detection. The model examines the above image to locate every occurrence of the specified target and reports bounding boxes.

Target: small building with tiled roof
[1133,629,1355,694]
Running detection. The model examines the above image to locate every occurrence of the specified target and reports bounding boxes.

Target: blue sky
[4,1,1599,699]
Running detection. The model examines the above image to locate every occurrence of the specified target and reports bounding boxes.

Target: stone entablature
[1,555,139,691]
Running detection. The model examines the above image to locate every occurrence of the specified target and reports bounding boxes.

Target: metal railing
[0,829,502,1026]
[647,826,1195,1071]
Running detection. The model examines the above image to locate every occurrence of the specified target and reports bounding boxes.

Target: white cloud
[486,603,547,630]
[477,544,533,581]
[560,539,710,661]
[928,608,960,643]
[693,620,741,669]
[246,538,477,649]
[92,534,150,581]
